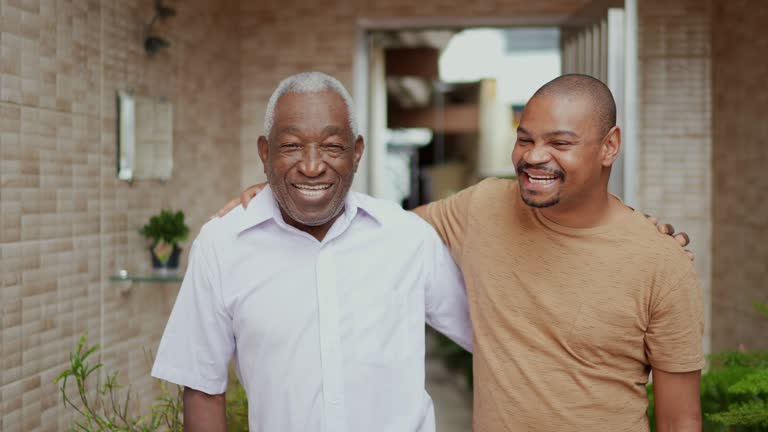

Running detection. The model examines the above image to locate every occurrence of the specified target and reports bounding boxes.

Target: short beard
[521,193,560,208]
[515,161,564,209]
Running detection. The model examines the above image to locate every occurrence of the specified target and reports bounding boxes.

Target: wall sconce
[145,0,176,56]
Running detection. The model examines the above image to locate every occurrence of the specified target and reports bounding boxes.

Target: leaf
[707,399,768,427]
[729,369,768,396]
[139,209,190,244]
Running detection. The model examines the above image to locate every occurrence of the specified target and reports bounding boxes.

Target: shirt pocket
[566,302,641,367]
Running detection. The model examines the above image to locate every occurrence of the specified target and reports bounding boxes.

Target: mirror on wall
[117,90,174,182]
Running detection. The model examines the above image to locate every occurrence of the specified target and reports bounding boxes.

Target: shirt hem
[151,365,227,395]
[650,357,706,373]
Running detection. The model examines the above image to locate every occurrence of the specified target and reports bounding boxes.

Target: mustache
[516,162,566,180]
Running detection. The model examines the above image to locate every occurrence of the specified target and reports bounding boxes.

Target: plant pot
[150,244,181,272]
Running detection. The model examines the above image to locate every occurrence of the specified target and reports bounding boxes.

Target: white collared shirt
[151,186,472,432]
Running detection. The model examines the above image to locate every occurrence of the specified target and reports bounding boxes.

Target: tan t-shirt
[424,178,705,432]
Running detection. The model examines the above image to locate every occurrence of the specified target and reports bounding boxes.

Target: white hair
[264,72,358,138]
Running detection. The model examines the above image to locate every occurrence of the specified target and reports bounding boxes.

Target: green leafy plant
[139,209,190,265]
[57,334,251,431]
[55,333,183,431]
[139,209,189,247]
[648,302,768,431]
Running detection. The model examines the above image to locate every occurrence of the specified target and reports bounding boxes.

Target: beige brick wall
[711,0,768,351]
[0,0,241,429]
[636,0,713,352]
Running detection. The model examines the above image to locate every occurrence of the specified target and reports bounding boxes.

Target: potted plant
[139,209,190,272]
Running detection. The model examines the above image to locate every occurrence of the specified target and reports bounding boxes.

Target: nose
[523,143,552,166]
[297,146,327,178]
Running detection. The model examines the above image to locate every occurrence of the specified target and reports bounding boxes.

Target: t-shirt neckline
[532,199,638,237]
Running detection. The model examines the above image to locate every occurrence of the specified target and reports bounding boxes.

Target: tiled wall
[635,0,713,352]
[0,0,241,429]
[711,0,768,351]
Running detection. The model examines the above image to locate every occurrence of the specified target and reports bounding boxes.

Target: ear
[257,136,270,173]
[352,135,365,172]
[601,126,621,167]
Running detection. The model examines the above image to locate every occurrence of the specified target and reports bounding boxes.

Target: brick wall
[0,0,241,429]
[711,0,768,351]
[636,0,713,352]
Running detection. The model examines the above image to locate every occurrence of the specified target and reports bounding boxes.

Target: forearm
[183,387,227,432]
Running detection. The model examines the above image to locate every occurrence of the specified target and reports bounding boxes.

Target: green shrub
[648,303,768,431]
[55,333,183,431]
[57,334,250,431]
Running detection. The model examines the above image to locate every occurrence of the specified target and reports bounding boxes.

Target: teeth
[294,184,331,190]
[297,189,326,197]
[529,176,557,185]
[294,184,332,197]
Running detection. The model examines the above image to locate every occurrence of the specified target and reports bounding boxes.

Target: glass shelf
[110,270,182,283]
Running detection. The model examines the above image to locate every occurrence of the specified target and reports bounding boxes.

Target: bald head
[530,74,616,136]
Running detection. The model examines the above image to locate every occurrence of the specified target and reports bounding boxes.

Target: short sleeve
[645,268,705,373]
[422,184,477,261]
[151,232,234,394]
[423,225,473,352]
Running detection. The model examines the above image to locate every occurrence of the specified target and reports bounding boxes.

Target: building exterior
[0,0,765,428]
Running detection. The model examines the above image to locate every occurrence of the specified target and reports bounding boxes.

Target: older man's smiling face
[258,91,363,239]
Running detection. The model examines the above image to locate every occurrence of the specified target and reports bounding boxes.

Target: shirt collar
[236,185,384,235]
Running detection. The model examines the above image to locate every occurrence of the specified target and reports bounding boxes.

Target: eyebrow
[322,126,344,136]
[517,127,579,139]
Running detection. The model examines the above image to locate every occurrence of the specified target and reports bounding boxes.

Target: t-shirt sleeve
[424,225,473,353]
[645,267,705,373]
[151,232,234,394]
[422,184,477,260]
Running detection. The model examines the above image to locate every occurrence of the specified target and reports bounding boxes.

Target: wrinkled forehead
[272,91,351,136]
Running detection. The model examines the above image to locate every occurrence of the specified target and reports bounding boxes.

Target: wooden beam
[388,104,479,133]
[562,0,624,27]
[385,48,440,79]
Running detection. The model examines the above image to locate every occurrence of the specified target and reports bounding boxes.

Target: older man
[152,72,472,432]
